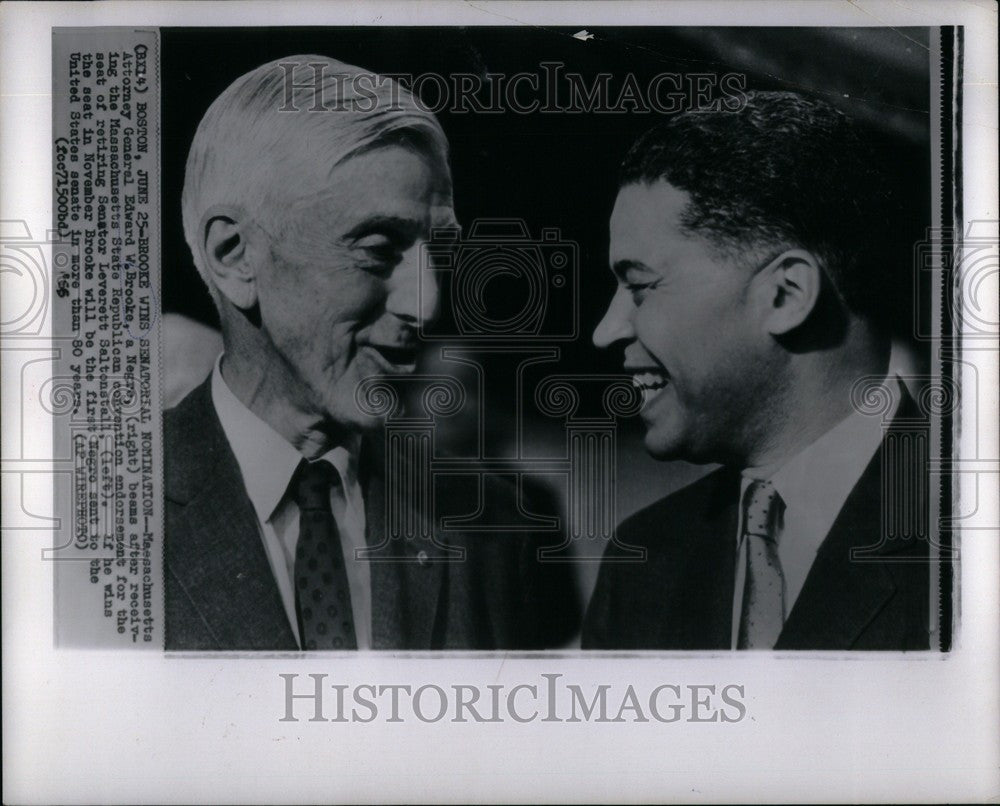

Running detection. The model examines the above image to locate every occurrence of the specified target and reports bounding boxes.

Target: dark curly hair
[619,91,897,321]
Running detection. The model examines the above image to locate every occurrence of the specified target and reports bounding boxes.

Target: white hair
[181,54,451,307]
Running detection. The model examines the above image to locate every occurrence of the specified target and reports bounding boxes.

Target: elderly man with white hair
[165,56,578,651]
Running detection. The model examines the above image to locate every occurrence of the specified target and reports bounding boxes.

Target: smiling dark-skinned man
[583,91,935,651]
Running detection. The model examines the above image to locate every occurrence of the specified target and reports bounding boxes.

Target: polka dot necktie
[292,460,357,650]
[737,479,785,650]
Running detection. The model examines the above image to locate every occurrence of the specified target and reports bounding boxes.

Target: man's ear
[201,206,259,310]
[758,249,823,336]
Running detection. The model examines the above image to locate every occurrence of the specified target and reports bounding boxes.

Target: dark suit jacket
[583,395,937,651]
[165,378,579,651]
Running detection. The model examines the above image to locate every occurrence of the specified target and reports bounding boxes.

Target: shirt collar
[210,354,360,524]
[740,375,902,546]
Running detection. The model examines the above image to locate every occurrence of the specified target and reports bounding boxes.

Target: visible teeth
[631,371,667,390]
[631,372,667,407]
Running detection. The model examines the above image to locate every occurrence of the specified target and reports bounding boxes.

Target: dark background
[160,27,934,601]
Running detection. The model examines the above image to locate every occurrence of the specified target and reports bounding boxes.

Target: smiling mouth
[365,344,420,372]
[629,369,668,407]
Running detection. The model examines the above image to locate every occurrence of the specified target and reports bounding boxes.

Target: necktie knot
[293,459,338,513]
[742,478,782,543]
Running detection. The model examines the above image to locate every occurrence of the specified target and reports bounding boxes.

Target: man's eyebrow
[343,215,421,241]
[611,259,654,280]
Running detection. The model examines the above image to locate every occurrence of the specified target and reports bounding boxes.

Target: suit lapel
[775,391,924,650]
[361,433,445,649]
[774,451,895,649]
[175,473,298,650]
[660,469,741,649]
[167,380,297,650]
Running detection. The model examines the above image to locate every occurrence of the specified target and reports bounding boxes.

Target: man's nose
[592,286,635,349]
[386,245,439,327]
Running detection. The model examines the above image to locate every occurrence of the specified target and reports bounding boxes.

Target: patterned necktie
[737,479,785,650]
[292,459,357,650]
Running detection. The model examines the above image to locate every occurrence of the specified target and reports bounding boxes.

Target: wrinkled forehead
[276,142,457,238]
[248,119,449,225]
[334,142,451,202]
[268,111,449,181]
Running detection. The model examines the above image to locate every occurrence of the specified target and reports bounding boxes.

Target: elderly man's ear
[757,249,824,336]
[201,208,259,310]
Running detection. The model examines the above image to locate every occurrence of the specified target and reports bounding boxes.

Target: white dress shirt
[730,377,902,648]
[210,355,371,649]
